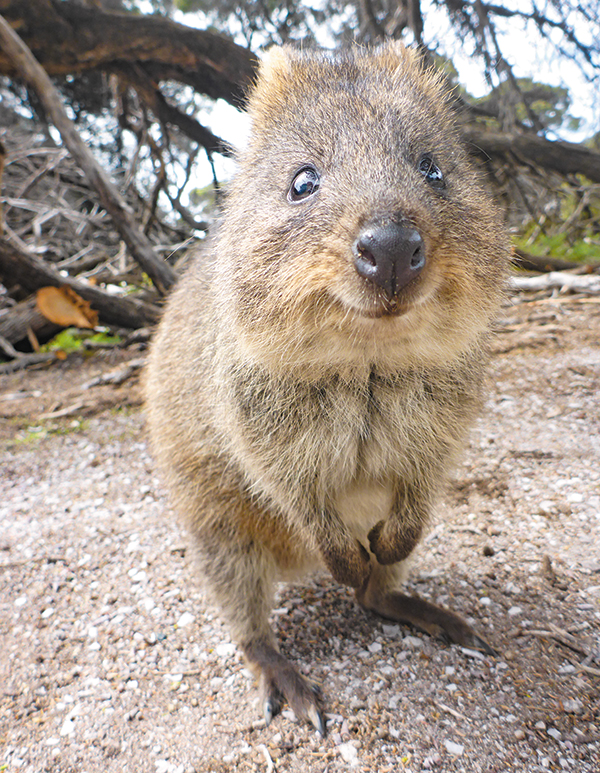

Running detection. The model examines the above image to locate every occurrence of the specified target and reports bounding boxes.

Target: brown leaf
[36,286,98,329]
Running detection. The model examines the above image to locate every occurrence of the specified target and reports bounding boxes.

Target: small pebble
[444,740,464,756]
[562,698,583,714]
[514,729,526,741]
[461,647,486,661]
[338,742,358,763]
[557,665,577,675]
[402,635,423,649]
[176,612,195,628]
[215,642,236,658]
[538,500,556,515]
[60,718,75,736]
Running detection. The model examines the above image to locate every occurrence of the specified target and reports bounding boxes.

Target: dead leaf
[36,286,98,329]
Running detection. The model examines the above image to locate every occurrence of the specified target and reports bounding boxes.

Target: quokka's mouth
[355,303,409,319]
[352,279,423,319]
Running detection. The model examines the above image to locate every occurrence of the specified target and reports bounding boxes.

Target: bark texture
[0,0,257,107]
[0,237,160,330]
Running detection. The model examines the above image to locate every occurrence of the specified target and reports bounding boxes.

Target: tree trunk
[466,129,600,185]
[0,297,61,348]
[0,0,256,106]
[0,13,178,295]
[0,237,160,329]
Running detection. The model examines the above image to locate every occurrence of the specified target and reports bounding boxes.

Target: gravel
[1,292,599,772]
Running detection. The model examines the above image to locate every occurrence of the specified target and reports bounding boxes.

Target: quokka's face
[217,45,508,367]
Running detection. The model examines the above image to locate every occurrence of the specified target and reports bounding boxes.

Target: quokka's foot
[244,639,326,736]
[357,587,497,656]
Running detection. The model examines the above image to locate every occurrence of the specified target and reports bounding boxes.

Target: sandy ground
[1,291,599,773]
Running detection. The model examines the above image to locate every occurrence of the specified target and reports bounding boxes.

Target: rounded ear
[259,46,293,85]
[247,45,299,119]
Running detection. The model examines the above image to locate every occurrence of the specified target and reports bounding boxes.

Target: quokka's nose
[353,220,425,296]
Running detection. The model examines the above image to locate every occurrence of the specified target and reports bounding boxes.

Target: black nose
[353,220,425,296]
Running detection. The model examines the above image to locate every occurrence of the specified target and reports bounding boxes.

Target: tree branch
[0,0,257,106]
[466,129,600,184]
[119,66,233,157]
[0,12,178,294]
[0,237,160,329]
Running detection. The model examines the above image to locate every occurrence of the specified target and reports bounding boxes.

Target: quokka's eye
[418,155,445,189]
[288,166,321,202]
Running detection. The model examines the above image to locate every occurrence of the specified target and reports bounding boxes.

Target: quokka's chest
[225,366,475,492]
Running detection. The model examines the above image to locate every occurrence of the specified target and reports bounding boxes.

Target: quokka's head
[214,43,510,371]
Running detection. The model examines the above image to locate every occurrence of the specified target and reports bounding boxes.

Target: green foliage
[13,419,89,445]
[88,331,122,346]
[41,329,122,354]
[188,182,217,216]
[474,78,578,132]
[41,328,85,354]
[514,185,600,263]
[585,131,600,152]
[515,230,600,262]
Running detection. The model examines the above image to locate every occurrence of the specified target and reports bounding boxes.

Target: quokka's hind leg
[188,499,326,735]
[356,560,496,655]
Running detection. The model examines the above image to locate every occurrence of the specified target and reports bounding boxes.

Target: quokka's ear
[259,46,294,85]
[245,46,297,119]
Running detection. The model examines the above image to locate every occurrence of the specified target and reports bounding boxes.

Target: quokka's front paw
[322,538,371,588]
[367,519,423,565]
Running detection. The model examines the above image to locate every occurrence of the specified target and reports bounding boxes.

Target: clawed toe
[465,631,497,657]
[261,671,325,735]
[248,640,326,736]
[307,704,326,737]
[358,588,497,658]
[421,615,496,656]
[263,689,284,726]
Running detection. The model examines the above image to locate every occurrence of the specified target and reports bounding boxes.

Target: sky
[171,1,600,205]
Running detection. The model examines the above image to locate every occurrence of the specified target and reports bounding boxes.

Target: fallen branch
[0,351,56,373]
[38,401,86,419]
[0,237,160,331]
[510,271,600,295]
[527,622,595,659]
[0,297,61,347]
[82,357,145,389]
[511,250,597,274]
[567,657,600,678]
[0,12,177,295]
[0,333,21,359]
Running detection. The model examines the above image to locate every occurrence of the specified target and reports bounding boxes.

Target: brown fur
[144,42,509,734]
